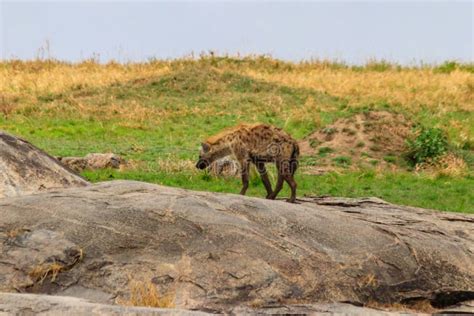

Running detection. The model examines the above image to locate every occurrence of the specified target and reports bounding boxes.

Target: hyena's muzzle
[195,158,210,170]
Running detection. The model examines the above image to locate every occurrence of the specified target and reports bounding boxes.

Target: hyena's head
[196,142,213,169]
[196,142,231,170]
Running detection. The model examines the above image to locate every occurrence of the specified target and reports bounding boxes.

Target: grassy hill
[1,56,473,212]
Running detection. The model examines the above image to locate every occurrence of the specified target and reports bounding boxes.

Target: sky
[0,1,472,64]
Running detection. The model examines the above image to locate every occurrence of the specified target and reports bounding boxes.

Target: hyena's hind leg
[283,174,297,203]
[283,159,298,203]
[268,159,298,203]
[256,161,273,198]
[239,159,250,195]
[285,158,299,203]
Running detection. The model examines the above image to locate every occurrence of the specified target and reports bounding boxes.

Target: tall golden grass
[1,57,472,131]
[416,153,469,178]
[239,67,473,113]
[2,58,472,110]
[0,59,170,100]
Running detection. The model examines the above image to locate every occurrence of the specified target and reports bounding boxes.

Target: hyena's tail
[290,142,299,175]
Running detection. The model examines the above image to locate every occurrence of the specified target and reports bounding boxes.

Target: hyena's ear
[201,142,211,152]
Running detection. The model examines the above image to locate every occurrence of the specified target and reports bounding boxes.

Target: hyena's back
[230,124,299,162]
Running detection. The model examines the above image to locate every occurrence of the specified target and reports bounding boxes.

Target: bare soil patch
[299,111,414,173]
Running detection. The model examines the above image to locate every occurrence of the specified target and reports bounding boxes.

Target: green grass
[2,68,344,157]
[83,168,473,214]
[332,156,352,167]
[1,59,472,214]
[318,146,335,157]
[383,155,397,164]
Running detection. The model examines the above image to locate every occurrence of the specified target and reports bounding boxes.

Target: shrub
[406,127,448,165]
[333,156,352,167]
[434,61,458,74]
[364,59,395,72]
[318,146,334,156]
[433,61,474,74]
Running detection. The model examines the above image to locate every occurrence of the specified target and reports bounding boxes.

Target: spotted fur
[196,123,299,202]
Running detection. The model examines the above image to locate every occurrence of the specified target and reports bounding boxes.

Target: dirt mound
[0,130,89,198]
[300,111,414,172]
[1,180,473,313]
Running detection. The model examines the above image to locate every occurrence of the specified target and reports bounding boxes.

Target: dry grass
[2,58,472,114]
[29,262,66,283]
[6,228,29,238]
[289,96,323,127]
[156,157,197,174]
[1,58,472,137]
[28,249,83,284]
[0,60,171,121]
[366,299,436,314]
[416,153,469,178]
[118,158,196,174]
[0,60,170,100]
[358,273,378,288]
[240,67,474,113]
[118,279,175,308]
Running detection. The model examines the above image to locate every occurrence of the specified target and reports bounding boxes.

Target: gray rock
[0,293,209,315]
[0,180,472,313]
[0,229,82,291]
[232,303,419,315]
[0,131,88,198]
[435,300,474,314]
[0,293,425,315]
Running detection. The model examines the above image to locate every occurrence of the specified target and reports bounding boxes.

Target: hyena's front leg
[267,161,284,200]
[256,161,273,198]
[239,160,250,195]
[268,174,284,200]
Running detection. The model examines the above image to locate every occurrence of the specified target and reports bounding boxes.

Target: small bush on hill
[406,127,448,165]
[433,61,474,74]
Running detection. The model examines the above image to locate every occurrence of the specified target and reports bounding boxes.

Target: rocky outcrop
[0,293,423,315]
[0,131,88,198]
[0,180,472,313]
[0,293,208,315]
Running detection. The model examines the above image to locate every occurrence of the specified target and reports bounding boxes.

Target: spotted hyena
[196,123,299,203]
